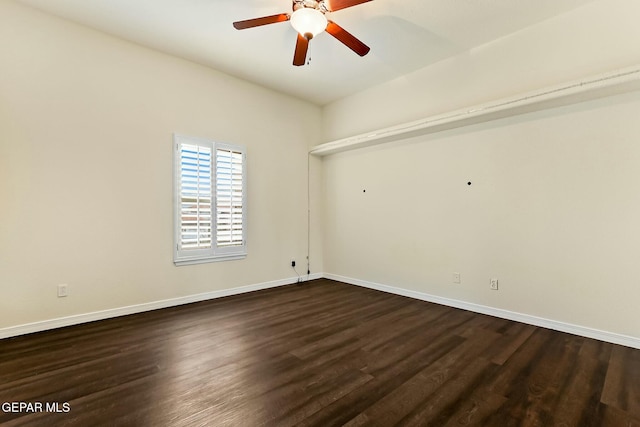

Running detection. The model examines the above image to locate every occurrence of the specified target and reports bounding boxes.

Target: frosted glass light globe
[290,8,328,39]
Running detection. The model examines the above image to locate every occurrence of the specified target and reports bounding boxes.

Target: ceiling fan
[233,0,372,66]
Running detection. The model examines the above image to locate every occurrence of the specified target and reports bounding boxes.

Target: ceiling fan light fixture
[290,8,327,39]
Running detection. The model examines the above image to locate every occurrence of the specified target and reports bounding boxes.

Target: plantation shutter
[174,134,246,265]
[216,146,244,247]
[179,143,213,251]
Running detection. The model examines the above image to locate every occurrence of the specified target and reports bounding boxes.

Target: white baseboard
[0,273,323,340]
[4,272,637,350]
[324,273,640,350]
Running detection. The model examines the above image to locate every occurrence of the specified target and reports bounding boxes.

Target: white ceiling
[18,0,595,105]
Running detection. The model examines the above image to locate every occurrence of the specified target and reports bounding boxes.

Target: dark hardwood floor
[1,279,639,426]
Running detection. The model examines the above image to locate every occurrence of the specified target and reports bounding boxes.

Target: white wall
[322,0,640,142]
[322,90,640,339]
[315,0,640,344]
[0,1,321,330]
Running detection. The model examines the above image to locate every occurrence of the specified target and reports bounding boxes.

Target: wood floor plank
[396,356,501,426]
[602,344,640,419]
[480,330,580,425]
[486,322,537,366]
[352,327,502,426]
[289,303,424,360]
[1,278,639,426]
[549,338,610,427]
[598,403,640,427]
[297,334,466,426]
[440,389,508,427]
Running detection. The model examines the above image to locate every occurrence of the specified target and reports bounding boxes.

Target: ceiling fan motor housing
[293,0,328,13]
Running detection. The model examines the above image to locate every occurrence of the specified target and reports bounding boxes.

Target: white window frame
[173,134,247,266]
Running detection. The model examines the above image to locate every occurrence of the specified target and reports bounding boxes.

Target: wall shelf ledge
[310,65,640,157]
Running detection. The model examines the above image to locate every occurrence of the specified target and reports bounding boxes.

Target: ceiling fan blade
[233,13,290,30]
[293,34,309,66]
[325,0,372,12]
[326,21,370,56]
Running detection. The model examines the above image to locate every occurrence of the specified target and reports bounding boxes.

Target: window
[174,134,246,265]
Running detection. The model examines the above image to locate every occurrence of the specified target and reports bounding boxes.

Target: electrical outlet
[291,259,296,268]
[453,272,461,284]
[57,284,68,298]
[490,278,499,290]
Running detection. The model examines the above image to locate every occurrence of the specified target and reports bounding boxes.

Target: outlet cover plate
[57,284,68,297]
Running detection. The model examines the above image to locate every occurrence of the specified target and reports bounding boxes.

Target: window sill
[174,253,246,266]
